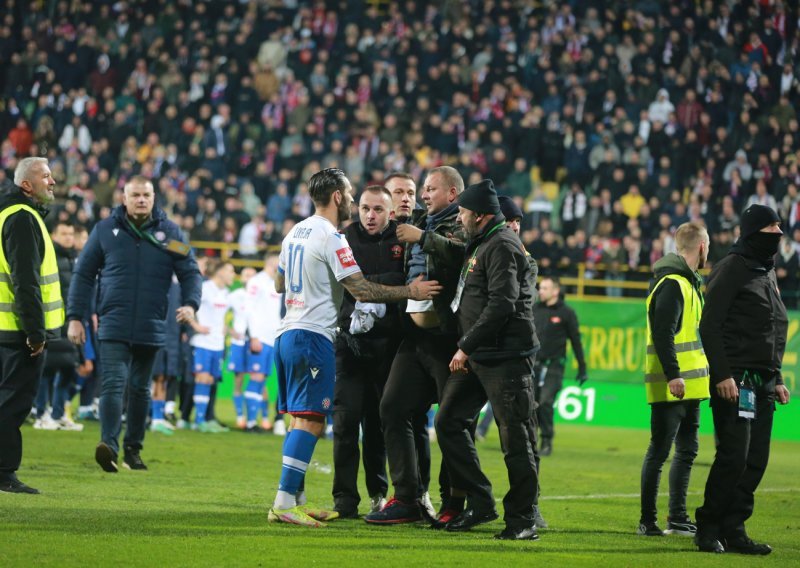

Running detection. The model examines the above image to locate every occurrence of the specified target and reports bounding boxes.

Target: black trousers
[640,399,700,523]
[436,357,539,529]
[381,331,456,503]
[0,343,45,477]
[695,392,775,540]
[533,362,564,442]
[332,348,391,511]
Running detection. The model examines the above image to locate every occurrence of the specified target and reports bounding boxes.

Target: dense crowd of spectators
[1,0,799,304]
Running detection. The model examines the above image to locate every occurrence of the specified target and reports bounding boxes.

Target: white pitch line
[531,487,800,501]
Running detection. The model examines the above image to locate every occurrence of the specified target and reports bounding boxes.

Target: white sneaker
[151,418,175,431]
[56,417,84,432]
[33,415,60,430]
[273,419,287,436]
[419,491,436,519]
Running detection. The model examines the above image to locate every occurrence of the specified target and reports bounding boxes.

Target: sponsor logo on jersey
[310,367,320,379]
[550,316,561,323]
[336,247,357,268]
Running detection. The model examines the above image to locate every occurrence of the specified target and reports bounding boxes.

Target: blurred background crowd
[1,0,799,304]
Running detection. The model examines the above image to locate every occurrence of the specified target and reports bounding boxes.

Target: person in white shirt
[243,253,283,432]
[189,259,235,433]
[227,267,256,429]
[267,168,442,528]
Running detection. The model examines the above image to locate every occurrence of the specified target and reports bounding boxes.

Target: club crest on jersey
[468,257,478,273]
[322,397,331,410]
[550,316,562,324]
[391,244,403,259]
[336,247,357,268]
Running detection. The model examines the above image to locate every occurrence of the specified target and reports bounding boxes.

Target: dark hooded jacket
[647,252,704,381]
[699,238,788,393]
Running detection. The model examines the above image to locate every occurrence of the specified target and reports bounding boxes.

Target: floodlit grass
[2,411,798,567]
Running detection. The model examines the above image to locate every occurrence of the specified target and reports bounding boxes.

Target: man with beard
[332,185,405,518]
[267,168,441,527]
[365,166,466,525]
[436,179,541,541]
[694,205,791,555]
[0,158,64,494]
[639,222,710,538]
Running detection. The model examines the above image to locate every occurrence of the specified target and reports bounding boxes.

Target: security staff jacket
[456,214,539,362]
[0,189,62,344]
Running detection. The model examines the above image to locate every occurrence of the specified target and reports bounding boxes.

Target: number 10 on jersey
[286,243,304,293]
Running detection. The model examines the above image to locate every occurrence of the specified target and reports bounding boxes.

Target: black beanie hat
[740,204,781,239]
[498,195,523,220]
[458,179,501,215]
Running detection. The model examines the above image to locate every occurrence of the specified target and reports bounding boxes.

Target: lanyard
[125,216,161,249]
[451,222,505,313]
[459,222,505,280]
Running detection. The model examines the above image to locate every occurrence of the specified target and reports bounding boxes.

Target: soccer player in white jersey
[228,267,257,429]
[243,253,283,432]
[189,259,235,433]
[267,168,443,528]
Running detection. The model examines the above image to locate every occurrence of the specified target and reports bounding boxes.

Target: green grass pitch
[2,411,798,567]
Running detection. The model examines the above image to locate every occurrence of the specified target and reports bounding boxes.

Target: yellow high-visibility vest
[645,274,710,403]
[0,203,65,333]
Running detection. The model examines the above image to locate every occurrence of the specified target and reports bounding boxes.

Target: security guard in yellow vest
[639,222,710,537]
[0,157,63,495]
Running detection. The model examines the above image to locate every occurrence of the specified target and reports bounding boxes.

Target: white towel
[349,302,387,334]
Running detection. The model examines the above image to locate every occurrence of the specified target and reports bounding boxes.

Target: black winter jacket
[337,220,405,358]
[0,188,58,344]
[532,297,586,371]
[699,252,788,392]
[456,215,539,361]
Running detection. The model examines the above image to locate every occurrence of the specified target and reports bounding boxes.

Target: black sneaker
[637,521,665,536]
[122,448,148,471]
[666,516,697,536]
[495,525,539,541]
[724,535,772,555]
[95,442,119,473]
[695,534,725,553]
[363,497,421,524]
[0,476,40,494]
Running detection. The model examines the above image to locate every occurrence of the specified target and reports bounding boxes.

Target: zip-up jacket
[67,205,202,347]
[647,253,704,381]
[404,206,466,335]
[0,189,59,344]
[532,296,586,372]
[699,252,788,392]
[456,215,539,361]
[337,220,405,358]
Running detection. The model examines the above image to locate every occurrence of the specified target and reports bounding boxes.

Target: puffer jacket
[67,205,202,347]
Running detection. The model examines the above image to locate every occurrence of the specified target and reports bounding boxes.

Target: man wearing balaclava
[694,204,791,555]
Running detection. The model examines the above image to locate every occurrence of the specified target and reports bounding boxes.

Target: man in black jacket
[0,158,64,494]
[532,276,588,456]
[694,205,791,555]
[436,179,541,541]
[365,166,466,525]
[332,185,405,517]
[34,221,83,431]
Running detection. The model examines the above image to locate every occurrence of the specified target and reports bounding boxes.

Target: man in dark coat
[67,176,202,473]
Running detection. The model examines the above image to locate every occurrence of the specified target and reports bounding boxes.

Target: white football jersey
[228,287,248,346]
[190,279,230,351]
[276,215,361,342]
[245,270,282,346]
